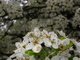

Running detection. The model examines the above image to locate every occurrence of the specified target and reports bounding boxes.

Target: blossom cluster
[7,28,80,60]
[46,0,74,13]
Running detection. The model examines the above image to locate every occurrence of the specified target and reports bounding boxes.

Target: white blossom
[60,38,70,46]
[57,30,66,37]
[73,57,79,60]
[51,55,60,60]
[33,27,41,37]
[43,38,52,47]
[26,43,34,50]
[32,44,42,53]
[7,28,78,60]
[45,57,50,60]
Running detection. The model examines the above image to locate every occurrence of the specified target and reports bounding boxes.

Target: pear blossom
[43,38,52,47]
[14,42,27,53]
[23,32,33,38]
[49,32,61,48]
[33,27,41,37]
[29,56,35,60]
[76,42,80,53]
[51,55,60,60]
[71,39,80,53]
[57,30,66,38]
[56,50,70,60]
[32,44,42,53]
[7,28,78,60]
[73,57,79,60]
[60,38,70,46]
[7,53,29,60]
[42,29,50,38]
[25,43,42,53]
[57,30,71,46]
[51,39,60,49]
[25,38,43,51]
[25,43,34,50]
[49,32,58,40]
[4,0,9,4]
[7,53,35,60]
[45,57,50,60]
[52,43,59,49]
[22,1,28,4]
[59,50,71,57]
[20,3,23,7]
[60,56,68,60]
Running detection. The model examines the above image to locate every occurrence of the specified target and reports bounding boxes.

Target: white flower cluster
[72,8,80,28]
[2,0,28,6]
[46,0,74,12]
[7,28,80,60]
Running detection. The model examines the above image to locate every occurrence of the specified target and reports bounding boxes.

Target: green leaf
[53,49,61,54]
[55,49,61,52]
[60,37,66,40]
[35,47,49,60]
[67,41,73,48]
[68,56,74,60]
[25,50,36,55]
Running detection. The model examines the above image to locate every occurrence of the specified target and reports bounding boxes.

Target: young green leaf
[67,41,73,48]
[25,50,36,55]
[60,37,66,40]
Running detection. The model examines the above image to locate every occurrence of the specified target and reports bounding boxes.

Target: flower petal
[32,44,42,53]
[52,44,58,49]
[26,43,34,50]
[43,38,52,47]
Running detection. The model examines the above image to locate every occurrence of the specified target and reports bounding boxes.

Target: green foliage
[68,56,74,60]
[35,47,49,60]
[25,50,36,55]
[67,42,73,48]
[60,37,66,40]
